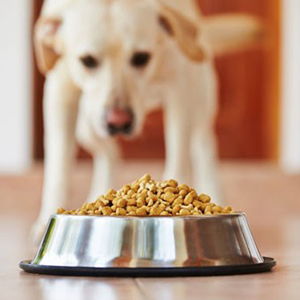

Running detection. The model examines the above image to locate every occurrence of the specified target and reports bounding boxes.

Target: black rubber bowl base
[19,257,276,277]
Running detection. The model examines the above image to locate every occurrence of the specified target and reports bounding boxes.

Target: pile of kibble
[57,174,234,216]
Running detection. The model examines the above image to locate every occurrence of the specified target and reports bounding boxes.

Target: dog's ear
[158,4,206,62]
[34,18,62,74]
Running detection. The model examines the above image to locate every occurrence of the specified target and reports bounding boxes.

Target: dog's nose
[106,107,134,135]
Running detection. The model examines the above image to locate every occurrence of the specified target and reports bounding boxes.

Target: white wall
[0,0,33,173]
[280,0,300,173]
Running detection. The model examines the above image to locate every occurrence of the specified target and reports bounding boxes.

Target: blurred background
[0,0,299,179]
[1,0,299,173]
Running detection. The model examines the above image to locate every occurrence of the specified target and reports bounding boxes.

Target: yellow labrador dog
[32,0,262,241]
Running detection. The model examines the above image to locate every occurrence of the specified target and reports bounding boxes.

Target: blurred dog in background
[31,0,263,242]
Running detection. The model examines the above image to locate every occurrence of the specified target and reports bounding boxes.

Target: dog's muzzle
[105,107,134,136]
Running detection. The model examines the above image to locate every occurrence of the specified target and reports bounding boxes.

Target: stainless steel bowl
[31,213,264,268]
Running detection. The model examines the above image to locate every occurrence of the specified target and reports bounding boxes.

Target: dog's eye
[80,55,99,69]
[131,52,151,68]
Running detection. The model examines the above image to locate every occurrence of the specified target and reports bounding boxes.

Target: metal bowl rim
[52,212,245,220]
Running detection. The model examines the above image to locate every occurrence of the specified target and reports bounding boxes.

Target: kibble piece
[132,184,140,192]
[179,209,190,215]
[127,199,137,206]
[168,179,178,187]
[164,187,179,194]
[172,204,181,214]
[136,207,147,216]
[106,194,115,201]
[179,190,188,197]
[150,206,163,215]
[140,174,151,182]
[126,206,137,213]
[192,200,202,208]
[116,208,127,216]
[57,207,65,214]
[212,206,222,213]
[127,190,135,197]
[102,207,113,215]
[128,211,137,216]
[184,193,194,205]
[95,200,105,208]
[136,197,146,208]
[160,211,170,216]
[179,184,189,191]
[164,192,176,203]
[117,198,126,208]
[199,193,211,203]
[223,206,233,213]
[147,199,154,207]
[122,184,131,194]
[172,197,183,207]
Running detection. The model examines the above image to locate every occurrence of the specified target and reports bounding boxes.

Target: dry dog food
[57,174,234,216]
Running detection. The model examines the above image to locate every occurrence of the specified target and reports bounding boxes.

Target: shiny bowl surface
[32,213,263,268]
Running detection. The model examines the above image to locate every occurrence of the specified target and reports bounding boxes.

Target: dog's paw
[29,220,47,249]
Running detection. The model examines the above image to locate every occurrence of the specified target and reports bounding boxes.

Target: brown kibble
[164,187,179,194]
[117,198,126,208]
[95,200,105,208]
[137,197,146,208]
[57,207,65,214]
[150,206,162,216]
[192,200,202,208]
[168,179,178,187]
[127,199,137,206]
[212,205,222,213]
[128,211,137,216]
[204,206,212,214]
[105,194,115,201]
[58,176,234,217]
[160,211,170,216]
[102,207,112,215]
[116,208,127,216]
[184,193,194,205]
[140,174,151,182]
[126,206,137,213]
[179,184,189,191]
[179,209,190,216]
[199,194,211,203]
[172,197,184,207]
[122,184,131,194]
[136,207,147,216]
[223,206,233,213]
[172,204,181,214]
[164,192,176,203]
[179,190,188,197]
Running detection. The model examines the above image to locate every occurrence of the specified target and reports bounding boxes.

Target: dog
[31,0,263,242]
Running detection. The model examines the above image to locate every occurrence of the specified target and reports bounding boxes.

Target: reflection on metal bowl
[30,213,263,268]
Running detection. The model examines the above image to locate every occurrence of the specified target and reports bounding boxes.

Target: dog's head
[36,0,205,137]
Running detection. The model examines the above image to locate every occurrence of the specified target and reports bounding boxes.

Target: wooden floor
[1,161,300,300]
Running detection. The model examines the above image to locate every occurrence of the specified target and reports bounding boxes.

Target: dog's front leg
[31,61,80,244]
[88,140,120,202]
[163,96,192,184]
[191,127,224,205]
